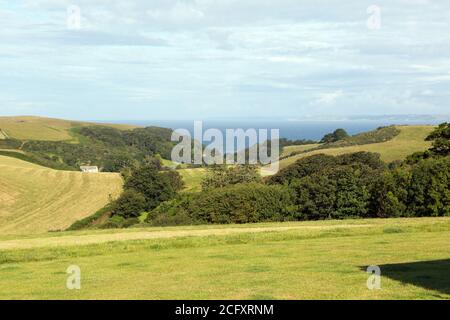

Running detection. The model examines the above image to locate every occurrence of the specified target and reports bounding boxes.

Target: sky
[0,0,449,121]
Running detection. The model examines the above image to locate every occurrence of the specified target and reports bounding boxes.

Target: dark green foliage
[338,152,385,169]
[19,125,176,172]
[124,164,184,210]
[269,154,337,185]
[268,152,384,185]
[111,190,147,219]
[148,183,297,226]
[372,157,450,217]
[66,203,114,231]
[426,123,450,156]
[0,150,73,170]
[320,128,349,144]
[369,171,408,218]
[0,139,22,149]
[406,123,449,163]
[121,218,141,228]
[279,138,317,147]
[202,165,262,191]
[319,126,400,148]
[406,157,450,216]
[290,164,377,220]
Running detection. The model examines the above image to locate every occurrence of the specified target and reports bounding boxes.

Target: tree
[320,128,349,144]
[149,183,297,226]
[111,190,147,218]
[268,152,384,185]
[268,154,338,185]
[201,165,261,191]
[371,157,450,217]
[290,164,377,220]
[407,157,450,216]
[124,164,183,210]
[426,122,450,156]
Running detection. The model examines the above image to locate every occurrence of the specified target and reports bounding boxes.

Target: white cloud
[315,91,344,105]
[1,0,450,118]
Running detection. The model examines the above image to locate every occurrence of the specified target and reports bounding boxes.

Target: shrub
[121,218,141,228]
[202,165,262,190]
[111,190,147,218]
[124,164,183,210]
[426,123,450,156]
[268,154,338,185]
[320,128,349,144]
[371,157,450,217]
[148,183,297,226]
[290,164,377,220]
[268,152,384,185]
[66,203,114,230]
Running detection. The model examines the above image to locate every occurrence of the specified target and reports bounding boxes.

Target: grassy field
[0,155,123,235]
[281,144,320,157]
[265,126,434,172]
[178,168,207,192]
[0,217,448,299]
[0,116,138,141]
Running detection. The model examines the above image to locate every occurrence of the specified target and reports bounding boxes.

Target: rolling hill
[0,155,123,235]
[261,125,435,176]
[0,116,139,142]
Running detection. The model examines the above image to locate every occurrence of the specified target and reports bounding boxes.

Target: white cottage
[80,166,99,173]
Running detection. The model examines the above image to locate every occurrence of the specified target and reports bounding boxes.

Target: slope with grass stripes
[0,155,123,235]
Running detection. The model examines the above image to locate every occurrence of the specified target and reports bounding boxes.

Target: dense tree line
[148,183,297,226]
[201,165,261,191]
[20,126,176,172]
[143,124,449,226]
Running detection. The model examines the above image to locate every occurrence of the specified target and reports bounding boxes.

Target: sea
[101,118,446,141]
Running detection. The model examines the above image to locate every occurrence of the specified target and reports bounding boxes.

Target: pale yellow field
[0,129,8,140]
[263,126,434,173]
[0,116,139,141]
[0,156,123,235]
[281,143,320,157]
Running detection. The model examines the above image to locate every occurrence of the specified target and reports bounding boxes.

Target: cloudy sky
[0,0,449,120]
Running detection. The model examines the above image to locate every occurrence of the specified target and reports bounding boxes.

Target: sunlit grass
[0,217,448,299]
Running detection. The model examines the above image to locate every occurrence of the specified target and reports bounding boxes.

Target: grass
[0,116,139,142]
[0,217,448,299]
[177,168,207,192]
[0,155,123,235]
[272,126,434,170]
[281,144,320,157]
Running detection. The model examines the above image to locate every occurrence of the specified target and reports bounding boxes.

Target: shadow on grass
[363,259,450,295]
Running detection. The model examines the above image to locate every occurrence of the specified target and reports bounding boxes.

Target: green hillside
[261,125,434,175]
[0,116,138,142]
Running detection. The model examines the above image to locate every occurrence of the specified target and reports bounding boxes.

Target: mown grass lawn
[0,218,449,300]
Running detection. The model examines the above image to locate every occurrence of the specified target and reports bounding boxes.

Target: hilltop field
[0,116,138,142]
[261,125,434,175]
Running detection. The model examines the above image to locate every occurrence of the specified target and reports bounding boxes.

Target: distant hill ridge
[0,116,175,172]
[0,116,140,142]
